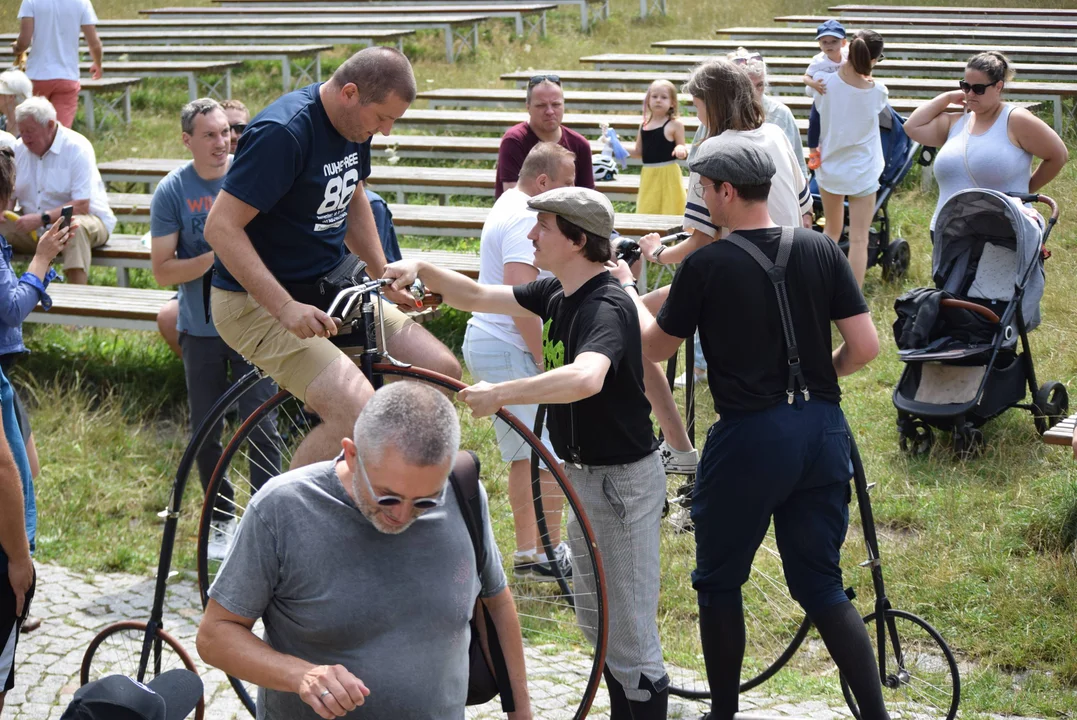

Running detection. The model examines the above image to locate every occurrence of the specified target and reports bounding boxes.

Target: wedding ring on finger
[320,689,331,698]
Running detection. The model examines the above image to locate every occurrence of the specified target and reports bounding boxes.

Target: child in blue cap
[803,19,848,170]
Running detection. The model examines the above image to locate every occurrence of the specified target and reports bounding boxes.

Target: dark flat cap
[527,186,615,239]
[689,133,776,186]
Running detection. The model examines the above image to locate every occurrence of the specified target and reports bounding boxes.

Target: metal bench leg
[289,56,319,90]
[444,26,455,63]
[187,74,198,102]
[515,12,523,36]
[281,56,291,93]
[117,268,131,288]
[225,69,232,100]
[579,1,588,32]
[81,90,96,134]
[123,87,131,124]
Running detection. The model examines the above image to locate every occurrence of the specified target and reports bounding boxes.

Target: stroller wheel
[881,238,911,283]
[953,424,985,460]
[1033,381,1069,435]
[899,418,933,456]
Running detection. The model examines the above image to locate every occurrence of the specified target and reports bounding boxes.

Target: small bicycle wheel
[841,609,960,720]
[80,620,205,720]
[197,364,608,720]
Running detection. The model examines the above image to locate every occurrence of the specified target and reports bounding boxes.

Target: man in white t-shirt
[12,0,103,128]
[3,97,114,284]
[463,141,576,581]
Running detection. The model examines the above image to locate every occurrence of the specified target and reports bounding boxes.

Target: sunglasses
[354,451,446,510]
[958,80,999,95]
[528,74,561,88]
[731,53,764,66]
[229,123,247,134]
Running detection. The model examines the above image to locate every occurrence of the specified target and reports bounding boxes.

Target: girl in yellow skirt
[631,79,688,215]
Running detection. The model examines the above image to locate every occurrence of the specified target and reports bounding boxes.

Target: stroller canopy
[932,189,1045,330]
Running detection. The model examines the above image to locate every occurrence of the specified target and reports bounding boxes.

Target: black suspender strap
[725,227,810,404]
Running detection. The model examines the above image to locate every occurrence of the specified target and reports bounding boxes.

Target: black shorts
[0,565,36,693]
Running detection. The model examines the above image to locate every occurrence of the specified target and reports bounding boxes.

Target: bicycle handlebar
[326,277,427,321]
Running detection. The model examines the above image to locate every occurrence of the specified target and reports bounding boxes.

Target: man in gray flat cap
[384,186,671,720]
[612,133,888,720]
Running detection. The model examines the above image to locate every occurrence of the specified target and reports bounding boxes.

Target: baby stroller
[892,189,1066,457]
[810,105,925,281]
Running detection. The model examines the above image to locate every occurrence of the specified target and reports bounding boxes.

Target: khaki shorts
[211,287,415,403]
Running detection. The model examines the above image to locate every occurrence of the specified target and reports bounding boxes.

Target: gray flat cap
[689,133,776,186]
[527,186,615,239]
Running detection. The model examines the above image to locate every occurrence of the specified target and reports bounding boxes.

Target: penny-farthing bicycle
[81,278,610,719]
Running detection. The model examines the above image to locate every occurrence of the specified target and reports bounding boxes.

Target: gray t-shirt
[208,458,507,720]
[149,160,222,336]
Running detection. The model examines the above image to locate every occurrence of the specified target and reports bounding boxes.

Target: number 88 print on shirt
[211,83,372,294]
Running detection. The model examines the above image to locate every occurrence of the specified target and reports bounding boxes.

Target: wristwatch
[41,212,51,226]
[621,281,638,292]
[652,245,666,264]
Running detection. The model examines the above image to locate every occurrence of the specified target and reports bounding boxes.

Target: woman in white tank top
[905,51,1068,235]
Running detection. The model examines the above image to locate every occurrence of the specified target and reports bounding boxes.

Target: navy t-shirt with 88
[212,83,372,292]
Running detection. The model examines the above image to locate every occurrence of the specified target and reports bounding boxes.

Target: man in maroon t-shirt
[494,75,595,198]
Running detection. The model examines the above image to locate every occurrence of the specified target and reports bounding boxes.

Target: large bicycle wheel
[196,364,607,720]
[80,620,206,720]
[841,609,960,720]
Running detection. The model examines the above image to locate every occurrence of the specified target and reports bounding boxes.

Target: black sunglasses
[528,74,561,88]
[229,123,247,134]
[958,80,999,95]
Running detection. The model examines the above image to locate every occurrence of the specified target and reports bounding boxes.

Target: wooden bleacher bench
[774,13,1077,32]
[830,4,1077,20]
[109,192,683,239]
[98,159,688,203]
[209,0,610,34]
[723,25,1077,48]
[1042,414,1075,447]
[78,77,141,133]
[500,70,1076,132]
[394,107,704,135]
[92,14,494,62]
[77,60,241,102]
[25,245,478,331]
[653,38,1077,65]
[82,28,415,47]
[579,52,1077,84]
[3,45,328,93]
[418,86,1025,119]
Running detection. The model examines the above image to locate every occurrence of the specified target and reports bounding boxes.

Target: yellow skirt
[637,162,687,216]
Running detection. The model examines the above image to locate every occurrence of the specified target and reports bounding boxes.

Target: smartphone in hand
[60,205,73,229]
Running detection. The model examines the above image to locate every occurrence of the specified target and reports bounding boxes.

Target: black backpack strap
[447,450,516,712]
[725,227,809,403]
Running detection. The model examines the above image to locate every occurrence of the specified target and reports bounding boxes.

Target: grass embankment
[5,0,1077,714]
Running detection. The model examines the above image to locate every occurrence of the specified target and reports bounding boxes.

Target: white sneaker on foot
[659,441,699,474]
[207,518,237,561]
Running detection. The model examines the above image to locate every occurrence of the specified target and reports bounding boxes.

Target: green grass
[5,0,1077,714]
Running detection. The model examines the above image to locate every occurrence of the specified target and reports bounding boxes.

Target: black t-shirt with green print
[513,272,658,466]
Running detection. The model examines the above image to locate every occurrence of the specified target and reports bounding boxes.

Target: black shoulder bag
[447,451,516,711]
[724,227,810,404]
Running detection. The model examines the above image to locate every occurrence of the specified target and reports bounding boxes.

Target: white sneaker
[659,441,699,475]
[673,370,707,388]
[207,518,237,561]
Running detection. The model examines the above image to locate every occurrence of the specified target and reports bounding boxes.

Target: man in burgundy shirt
[495,75,595,198]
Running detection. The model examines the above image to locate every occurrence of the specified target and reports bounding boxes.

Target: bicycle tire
[840,608,960,720]
[80,620,206,720]
[196,364,608,720]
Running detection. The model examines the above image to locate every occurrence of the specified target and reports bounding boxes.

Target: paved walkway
[1,563,948,719]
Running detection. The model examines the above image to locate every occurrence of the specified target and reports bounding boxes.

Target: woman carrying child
[811,29,888,288]
[631,79,688,215]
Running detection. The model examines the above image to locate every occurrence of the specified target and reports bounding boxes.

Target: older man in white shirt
[3,97,113,284]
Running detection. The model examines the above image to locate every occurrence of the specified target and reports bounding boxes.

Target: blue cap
[816,19,846,40]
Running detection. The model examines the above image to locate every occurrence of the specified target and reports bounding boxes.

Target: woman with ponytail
[810,29,889,288]
[905,51,1068,238]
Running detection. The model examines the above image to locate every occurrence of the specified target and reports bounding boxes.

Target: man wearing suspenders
[617,134,890,720]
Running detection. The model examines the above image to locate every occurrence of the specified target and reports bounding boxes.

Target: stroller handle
[1006,192,1059,223]
[940,298,1000,324]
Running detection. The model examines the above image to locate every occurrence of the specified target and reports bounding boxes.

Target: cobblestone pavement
[2,563,999,720]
